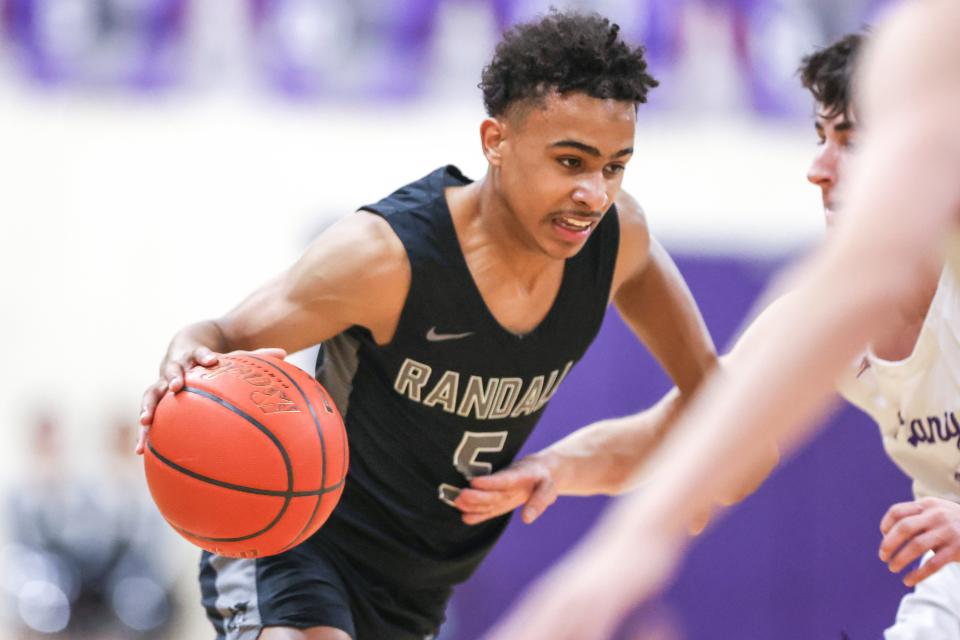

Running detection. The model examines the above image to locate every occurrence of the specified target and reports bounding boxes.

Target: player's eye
[604,163,625,177]
[558,157,581,169]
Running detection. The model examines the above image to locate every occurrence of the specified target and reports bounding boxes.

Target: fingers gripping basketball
[144,353,348,558]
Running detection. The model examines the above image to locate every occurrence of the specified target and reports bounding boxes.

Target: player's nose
[807,144,838,189]
[572,172,608,212]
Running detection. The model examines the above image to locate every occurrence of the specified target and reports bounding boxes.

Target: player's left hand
[483,518,683,640]
[454,456,556,525]
[879,496,960,586]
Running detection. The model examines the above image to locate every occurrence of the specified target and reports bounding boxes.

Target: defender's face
[808,107,857,227]
[494,92,636,259]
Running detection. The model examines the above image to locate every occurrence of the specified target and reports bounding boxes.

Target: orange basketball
[144,352,348,558]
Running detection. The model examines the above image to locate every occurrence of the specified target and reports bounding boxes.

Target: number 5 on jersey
[439,431,508,506]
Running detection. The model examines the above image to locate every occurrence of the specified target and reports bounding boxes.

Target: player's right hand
[136,346,287,455]
[455,456,558,525]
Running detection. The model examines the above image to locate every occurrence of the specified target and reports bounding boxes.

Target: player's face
[493,92,636,259]
[807,106,857,227]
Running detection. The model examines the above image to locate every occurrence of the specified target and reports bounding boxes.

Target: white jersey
[838,263,960,501]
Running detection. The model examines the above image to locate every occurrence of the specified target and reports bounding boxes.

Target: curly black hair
[799,33,864,120]
[480,11,659,117]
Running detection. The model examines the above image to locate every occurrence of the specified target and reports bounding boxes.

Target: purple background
[451,252,912,639]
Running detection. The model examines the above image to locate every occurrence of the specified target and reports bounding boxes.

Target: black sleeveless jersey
[310,165,619,604]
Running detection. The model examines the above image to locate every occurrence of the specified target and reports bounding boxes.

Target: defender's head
[801,33,863,226]
[478,11,657,258]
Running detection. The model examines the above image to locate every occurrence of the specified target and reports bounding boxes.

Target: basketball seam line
[147,441,344,497]
[165,384,294,541]
[247,354,333,551]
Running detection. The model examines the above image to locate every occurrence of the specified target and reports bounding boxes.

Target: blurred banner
[4,0,188,89]
[1,0,894,114]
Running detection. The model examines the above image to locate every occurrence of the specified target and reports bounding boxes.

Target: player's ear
[481,117,506,167]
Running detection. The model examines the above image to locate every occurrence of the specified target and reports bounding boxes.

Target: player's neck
[449,178,559,282]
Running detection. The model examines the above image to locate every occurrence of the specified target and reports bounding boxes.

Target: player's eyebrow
[815,118,854,133]
[550,140,633,158]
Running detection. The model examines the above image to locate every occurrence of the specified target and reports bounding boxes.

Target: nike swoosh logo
[426,327,475,342]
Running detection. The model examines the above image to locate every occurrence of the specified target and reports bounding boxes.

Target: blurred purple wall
[451,252,912,639]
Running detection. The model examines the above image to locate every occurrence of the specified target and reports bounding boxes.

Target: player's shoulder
[609,190,653,278]
[309,210,407,266]
[287,211,410,341]
[612,190,651,250]
[613,190,649,234]
[294,211,410,298]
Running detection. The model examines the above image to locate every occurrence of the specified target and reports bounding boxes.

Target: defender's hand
[880,497,960,587]
[454,456,557,526]
[136,347,287,454]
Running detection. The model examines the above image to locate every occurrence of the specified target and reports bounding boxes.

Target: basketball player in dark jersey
[137,12,718,640]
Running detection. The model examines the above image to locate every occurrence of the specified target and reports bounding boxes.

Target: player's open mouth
[552,214,596,233]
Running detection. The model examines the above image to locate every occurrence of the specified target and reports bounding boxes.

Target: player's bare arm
[456,194,718,525]
[668,297,797,534]
[137,211,410,450]
[609,193,717,391]
[457,389,681,526]
[527,197,719,494]
[460,294,789,529]
[550,293,796,506]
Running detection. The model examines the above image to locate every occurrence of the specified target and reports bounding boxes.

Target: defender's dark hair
[480,11,658,117]
[799,33,864,120]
